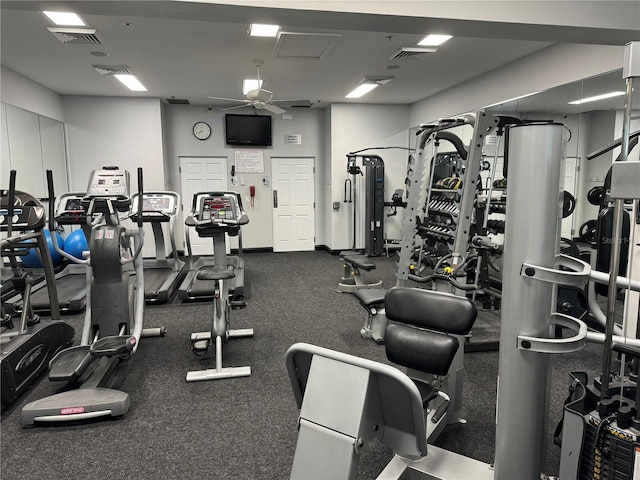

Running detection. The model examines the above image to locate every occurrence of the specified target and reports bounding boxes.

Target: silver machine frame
[288,42,640,480]
[393,112,500,428]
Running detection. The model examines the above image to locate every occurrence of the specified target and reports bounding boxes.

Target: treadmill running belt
[28,274,86,313]
[144,268,171,299]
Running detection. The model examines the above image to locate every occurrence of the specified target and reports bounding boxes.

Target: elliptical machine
[21,167,165,427]
[1,171,74,406]
[185,192,252,382]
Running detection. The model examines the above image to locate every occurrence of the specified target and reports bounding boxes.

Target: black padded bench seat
[354,288,388,343]
[341,253,376,271]
[353,288,387,308]
[336,251,383,294]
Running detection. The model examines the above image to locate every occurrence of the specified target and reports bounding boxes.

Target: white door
[562,157,577,239]
[179,156,228,255]
[272,157,315,252]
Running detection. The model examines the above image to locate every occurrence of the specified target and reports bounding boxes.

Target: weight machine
[345,154,385,257]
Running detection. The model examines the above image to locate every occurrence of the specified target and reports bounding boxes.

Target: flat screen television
[225,114,272,146]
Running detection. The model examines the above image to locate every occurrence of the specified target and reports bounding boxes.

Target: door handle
[273,190,278,208]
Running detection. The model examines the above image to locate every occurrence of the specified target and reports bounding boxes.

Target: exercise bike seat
[197,268,235,281]
[90,335,136,359]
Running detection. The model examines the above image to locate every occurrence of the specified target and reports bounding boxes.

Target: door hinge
[179,166,182,174]
[313,202,316,208]
[313,167,316,174]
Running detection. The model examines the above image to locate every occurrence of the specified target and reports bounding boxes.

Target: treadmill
[3,193,88,315]
[178,191,246,302]
[130,191,185,303]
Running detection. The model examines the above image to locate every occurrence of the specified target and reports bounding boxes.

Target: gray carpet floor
[1,250,604,479]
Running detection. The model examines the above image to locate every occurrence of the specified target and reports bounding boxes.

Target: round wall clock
[193,121,211,140]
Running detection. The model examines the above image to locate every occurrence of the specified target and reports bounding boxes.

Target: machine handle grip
[46,169,55,232]
[7,170,17,237]
[136,168,144,228]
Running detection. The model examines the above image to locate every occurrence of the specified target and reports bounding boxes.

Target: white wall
[328,103,410,251]
[63,96,165,191]
[1,65,64,122]
[162,105,326,250]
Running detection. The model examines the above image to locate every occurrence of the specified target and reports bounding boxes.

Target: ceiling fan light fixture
[243,79,263,95]
[249,24,280,37]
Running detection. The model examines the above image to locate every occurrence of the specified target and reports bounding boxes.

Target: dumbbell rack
[396,111,499,287]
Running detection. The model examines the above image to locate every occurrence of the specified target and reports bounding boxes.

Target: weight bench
[354,288,388,343]
[335,250,383,293]
[286,286,479,479]
[384,287,477,442]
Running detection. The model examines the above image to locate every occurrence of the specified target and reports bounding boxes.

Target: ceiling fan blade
[208,96,247,102]
[263,104,286,115]
[223,103,252,111]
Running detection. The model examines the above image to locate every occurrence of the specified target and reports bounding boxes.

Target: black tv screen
[225,114,272,146]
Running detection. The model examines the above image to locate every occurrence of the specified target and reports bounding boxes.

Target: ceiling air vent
[363,76,395,86]
[390,47,437,60]
[165,98,190,105]
[92,65,132,76]
[47,27,102,45]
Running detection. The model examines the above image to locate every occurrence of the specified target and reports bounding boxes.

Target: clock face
[193,121,211,140]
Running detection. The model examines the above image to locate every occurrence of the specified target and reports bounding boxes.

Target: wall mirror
[1,103,68,199]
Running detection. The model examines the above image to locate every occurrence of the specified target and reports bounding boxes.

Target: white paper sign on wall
[284,134,302,145]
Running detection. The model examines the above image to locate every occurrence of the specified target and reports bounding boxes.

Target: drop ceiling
[1,1,638,110]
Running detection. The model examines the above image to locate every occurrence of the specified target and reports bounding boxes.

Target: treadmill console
[130,192,178,222]
[199,195,238,222]
[85,167,131,212]
[55,193,88,225]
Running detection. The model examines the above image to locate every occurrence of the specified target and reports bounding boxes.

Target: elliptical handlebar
[136,167,143,229]
[45,168,147,266]
[7,170,17,237]
[47,169,88,265]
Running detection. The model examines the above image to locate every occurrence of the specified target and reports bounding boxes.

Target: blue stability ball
[21,230,65,268]
[63,229,88,260]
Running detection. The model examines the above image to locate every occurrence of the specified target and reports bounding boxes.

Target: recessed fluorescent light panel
[114,74,147,92]
[43,11,86,26]
[568,91,625,105]
[418,34,452,46]
[249,24,280,37]
[345,84,378,99]
[243,79,263,95]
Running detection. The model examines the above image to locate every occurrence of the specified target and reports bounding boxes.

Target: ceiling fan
[208,59,304,115]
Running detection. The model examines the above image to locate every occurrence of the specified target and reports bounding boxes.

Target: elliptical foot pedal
[49,345,93,382]
[90,335,136,359]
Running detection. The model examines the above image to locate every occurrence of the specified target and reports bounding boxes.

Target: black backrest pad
[385,287,477,335]
[385,323,459,376]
